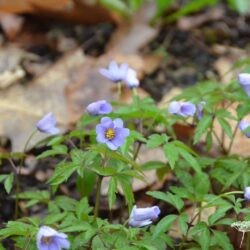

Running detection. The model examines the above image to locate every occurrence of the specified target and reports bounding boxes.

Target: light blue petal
[129,218,152,227]
[113,118,123,128]
[132,206,160,221]
[106,141,118,150]
[180,102,196,117]
[168,101,181,114]
[99,68,113,81]
[238,73,250,96]
[54,236,70,249]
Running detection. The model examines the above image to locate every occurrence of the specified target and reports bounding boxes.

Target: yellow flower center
[41,236,52,245]
[105,128,115,140]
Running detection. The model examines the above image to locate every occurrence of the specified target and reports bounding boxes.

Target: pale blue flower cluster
[37,226,70,250]
[100,60,139,88]
[129,205,161,227]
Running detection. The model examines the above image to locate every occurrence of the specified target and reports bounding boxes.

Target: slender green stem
[182,191,244,247]
[94,154,108,218]
[15,129,37,219]
[117,82,122,100]
[227,121,239,155]
[94,175,103,219]
[212,130,227,154]
[133,141,142,161]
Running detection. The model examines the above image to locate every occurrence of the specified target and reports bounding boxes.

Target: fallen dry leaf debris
[0,2,162,152]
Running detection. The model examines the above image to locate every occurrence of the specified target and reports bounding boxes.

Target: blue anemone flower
[129,205,161,227]
[86,100,112,116]
[37,226,70,250]
[96,117,130,150]
[36,113,59,135]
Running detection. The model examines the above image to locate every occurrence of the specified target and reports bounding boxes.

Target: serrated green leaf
[61,222,90,233]
[178,147,201,173]
[146,134,168,148]
[194,115,213,144]
[4,173,14,194]
[217,117,233,139]
[153,215,177,239]
[108,177,117,210]
[118,175,134,211]
[76,197,92,219]
[37,145,68,159]
[48,162,77,185]
[179,213,189,235]
[76,170,96,197]
[141,161,166,171]
[212,230,233,250]
[163,143,178,169]
[147,191,184,212]
[43,212,67,225]
[0,221,36,239]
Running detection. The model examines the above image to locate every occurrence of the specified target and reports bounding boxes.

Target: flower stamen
[41,236,52,245]
[105,128,115,140]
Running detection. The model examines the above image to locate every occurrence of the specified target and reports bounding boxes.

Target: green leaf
[217,117,233,139]
[55,196,76,211]
[4,173,14,194]
[100,0,129,15]
[0,175,8,183]
[18,190,50,207]
[155,0,173,17]
[147,191,184,212]
[190,222,210,250]
[228,0,250,14]
[146,134,168,148]
[179,213,189,235]
[141,161,166,171]
[118,175,134,211]
[0,221,36,239]
[178,147,201,173]
[47,136,64,146]
[193,172,210,200]
[208,207,230,226]
[76,197,92,219]
[44,212,67,225]
[93,166,117,176]
[163,143,178,169]
[108,177,117,210]
[93,145,142,173]
[76,170,96,197]
[48,162,77,186]
[212,230,233,250]
[61,222,90,233]
[37,145,68,159]
[153,215,177,239]
[205,131,212,151]
[167,0,218,21]
[194,115,213,144]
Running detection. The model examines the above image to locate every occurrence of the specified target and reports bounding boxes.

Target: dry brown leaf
[0,13,24,40]
[0,2,161,151]
[107,2,157,53]
[178,6,224,31]
[0,0,118,24]
[0,49,86,151]
[212,45,248,83]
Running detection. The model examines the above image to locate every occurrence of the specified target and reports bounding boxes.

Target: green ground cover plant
[0,60,250,249]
